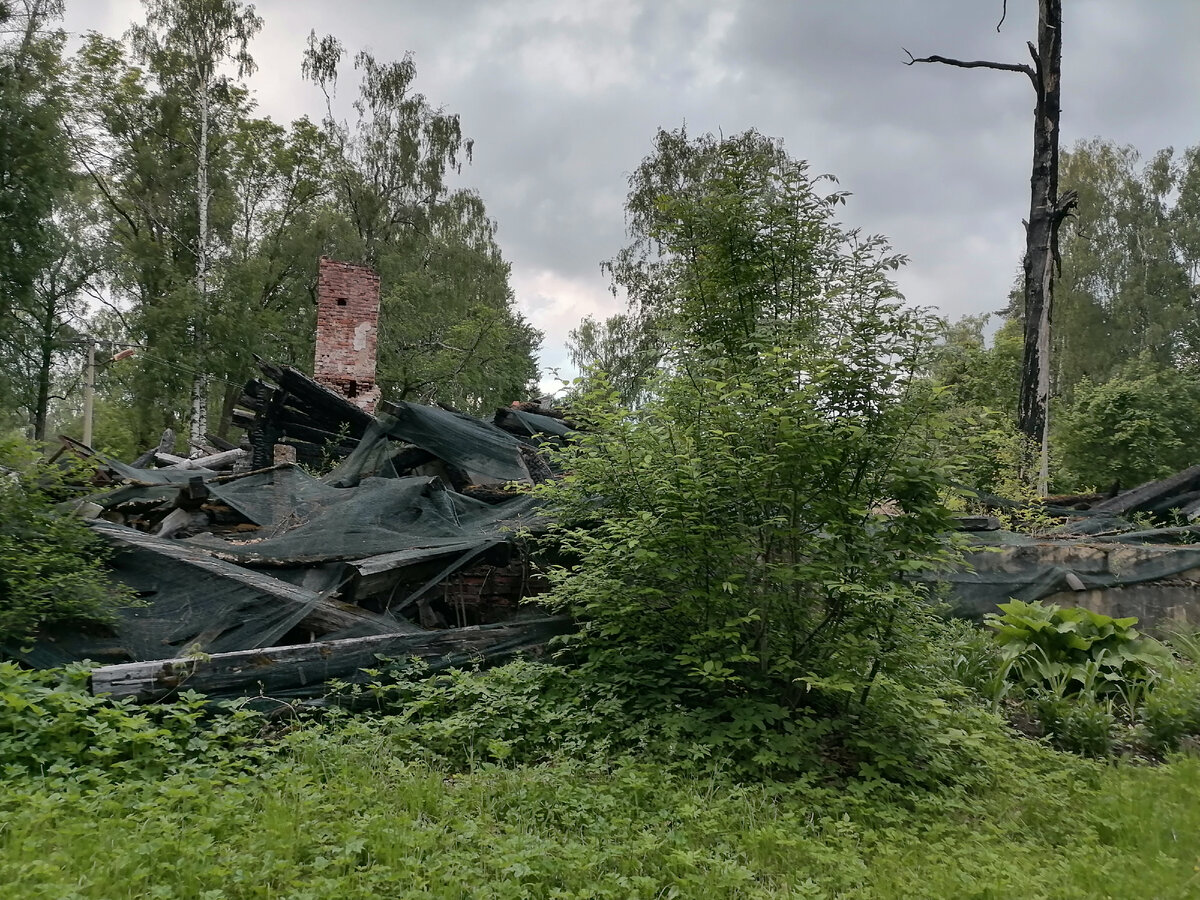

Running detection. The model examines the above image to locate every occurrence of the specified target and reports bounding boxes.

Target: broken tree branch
[902,48,1036,84]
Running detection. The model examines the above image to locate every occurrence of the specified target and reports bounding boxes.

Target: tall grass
[3,724,1199,899]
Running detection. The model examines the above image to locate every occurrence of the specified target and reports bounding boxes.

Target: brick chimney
[314,257,382,413]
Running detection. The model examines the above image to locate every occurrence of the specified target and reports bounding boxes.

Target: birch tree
[128,0,261,446]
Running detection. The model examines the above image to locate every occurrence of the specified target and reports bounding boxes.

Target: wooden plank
[263,362,375,434]
[90,616,571,701]
[131,429,176,468]
[157,448,247,471]
[205,432,239,452]
[1090,464,1200,516]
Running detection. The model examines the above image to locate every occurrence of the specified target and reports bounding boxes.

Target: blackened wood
[907,1,1076,490]
[261,362,375,435]
[90,616,572,701]
[1090,465,1200,516]
[1018,0,1076,488]
[205,432,238,452]
[131,429,177,468]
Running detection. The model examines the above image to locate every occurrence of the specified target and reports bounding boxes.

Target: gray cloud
[64,1,1200,379]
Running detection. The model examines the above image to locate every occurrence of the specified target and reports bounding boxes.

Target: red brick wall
[314,257,381,412]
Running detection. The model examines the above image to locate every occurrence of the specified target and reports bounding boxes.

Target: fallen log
[205,432,239,452]
[90,615,572,701]
[131,428,176,469]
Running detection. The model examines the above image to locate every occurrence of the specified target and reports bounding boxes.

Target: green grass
[3,725,1200,899]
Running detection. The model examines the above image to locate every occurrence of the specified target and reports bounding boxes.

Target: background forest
[5,0,1200,498]
[0,0,540,457]
[570,140,1200,495]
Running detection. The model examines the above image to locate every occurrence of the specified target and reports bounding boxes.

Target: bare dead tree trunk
[905,0,1077,493]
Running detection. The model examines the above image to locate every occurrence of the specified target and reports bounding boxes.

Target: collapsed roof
[21,363,575,702]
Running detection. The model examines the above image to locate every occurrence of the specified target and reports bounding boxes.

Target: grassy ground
[4,725,1200,900]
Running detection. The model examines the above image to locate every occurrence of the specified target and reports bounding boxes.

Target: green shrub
[944,617,1014,707]
[0,662,263,777]
[0,439,136,646]
[1142,663,1200,754]
[538,330,960,718]
[329,637,1011,787]
[1057,356,1200,490]
[986,600,1170,699]
[545,127,961,708]
[1032,691,1116,757]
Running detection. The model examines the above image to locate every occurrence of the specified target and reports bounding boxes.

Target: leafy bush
[324,649,1004,787]
[1032,691,1117,757]
[955,602,1200,758]
[1057,356,1200,490]
[0,439,136,645]
[1142,662,1200,754]
[540,130,960,739]
[986,600,1170,698]
[0,662,264,777]
[330,658,827,777]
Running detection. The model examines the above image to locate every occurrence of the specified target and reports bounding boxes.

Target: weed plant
[948,601,1200,760]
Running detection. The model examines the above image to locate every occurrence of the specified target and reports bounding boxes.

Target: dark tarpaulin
[190,474,538,565]
[14,523,412,668]
[377,401,531,485]
[493,408,573,444]
[931,528,1200,620]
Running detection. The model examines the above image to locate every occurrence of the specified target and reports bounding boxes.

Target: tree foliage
[542,129,957,716]
[605,128,868,365]
[1058,356,1200,489]
[3,5,539,450]
[0,440,135,645]
[566,312,659,407]
[1053,139,1200,400]
[0,0,73,429]
[303,34,540,413]
[935,138,1200,493]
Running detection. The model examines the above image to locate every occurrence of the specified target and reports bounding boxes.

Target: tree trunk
[190,80,211,447]
[1017,0,1067,494]
[32,291,56,443]
[217,379,240,440]
[906,0,1077,493]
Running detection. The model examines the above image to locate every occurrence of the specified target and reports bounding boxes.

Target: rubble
[936,466,1200,629]
[21,360,575,703]
[35,337,1200,699]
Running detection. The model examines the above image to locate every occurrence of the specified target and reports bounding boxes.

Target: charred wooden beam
[90,615,572,701]
[1090,465,1200,517]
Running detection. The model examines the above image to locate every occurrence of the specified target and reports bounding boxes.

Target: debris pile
[939,466,1200,627]
[24,363,574,703]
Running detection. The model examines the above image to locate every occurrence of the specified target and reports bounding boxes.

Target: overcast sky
[62,1,1200,383]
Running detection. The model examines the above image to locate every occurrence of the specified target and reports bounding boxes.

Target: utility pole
[82,337,96,447]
